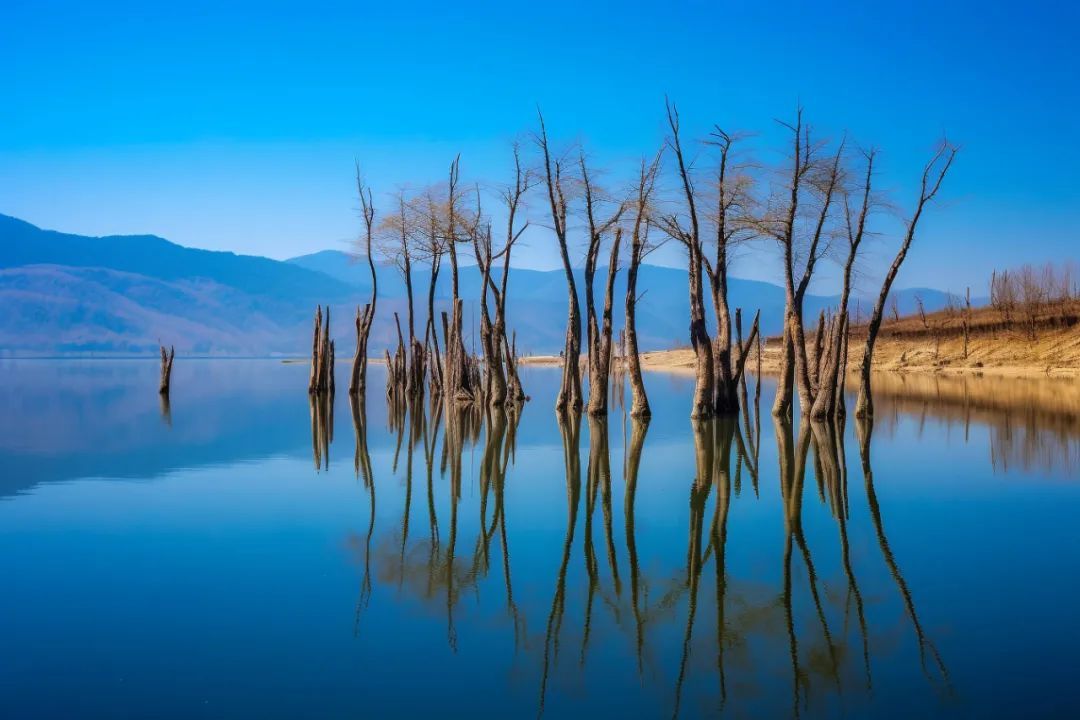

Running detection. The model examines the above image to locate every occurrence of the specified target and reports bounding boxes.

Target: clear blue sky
[2,0,1077,294]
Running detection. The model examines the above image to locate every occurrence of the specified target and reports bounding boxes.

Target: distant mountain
[0,214,966,356]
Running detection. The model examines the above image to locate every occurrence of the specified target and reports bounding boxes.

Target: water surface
[2,360,1079,718]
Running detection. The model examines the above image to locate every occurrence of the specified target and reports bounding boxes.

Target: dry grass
[519,303,1080,379]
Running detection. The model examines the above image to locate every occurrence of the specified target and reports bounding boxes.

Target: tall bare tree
[488,143,533,405]
[440,156,479,403]
[810,148,875,420]
[376,191,426,397]
[625,152,663,418]
[537,111,583,413]
[349,164,377,397]
[759,110,840,418]
[579,154,625,416]
[702,128,760,415]
[855,141,957,418]
[657,100,714,418]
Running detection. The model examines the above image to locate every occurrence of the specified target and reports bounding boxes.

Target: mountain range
[0,213,965,356]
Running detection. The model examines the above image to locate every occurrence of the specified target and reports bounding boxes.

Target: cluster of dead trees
[990,261,1079,339]
[314,154,530,415]
[319,101,956,425]
[535,102,955,422]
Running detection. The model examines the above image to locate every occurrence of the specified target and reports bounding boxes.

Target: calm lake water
[2,360,1079,718]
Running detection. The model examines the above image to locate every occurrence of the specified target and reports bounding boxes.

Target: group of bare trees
[315,152,531,416]
[990,261,1079,339]
[319,100,956,426]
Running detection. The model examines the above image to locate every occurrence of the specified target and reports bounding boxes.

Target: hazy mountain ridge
[0,214,964,356]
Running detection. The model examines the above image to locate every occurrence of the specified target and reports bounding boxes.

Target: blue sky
[2,0,1077,294]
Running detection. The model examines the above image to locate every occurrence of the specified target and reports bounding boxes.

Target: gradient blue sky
[2,0,1077,294]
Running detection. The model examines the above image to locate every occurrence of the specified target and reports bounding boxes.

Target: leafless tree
[536,110,583,414]
[494,145,534,404]
[579,154,625,416]
[625,151,663,418]
[348,165,378,396]
[761,111,844,418]
[656,99,714,418]
[702,127,760,415]
[811,148,876,420]
[855,141,958,418]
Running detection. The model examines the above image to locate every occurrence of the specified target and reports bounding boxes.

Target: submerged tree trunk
[811,150,875,421]
[350,168,378,397]
[158,345,175,395]
[856,143,956,418]
[537,112,582,414]
[624,154,660,418]
[663,100,714,418]
[586,232,621,416]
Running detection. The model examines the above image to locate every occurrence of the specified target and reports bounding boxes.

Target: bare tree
[537,111,583,414]
[656,99,714,418]
[811,148,876,420]
[579,154,625,416]
[855,141,958,418]
[376,191,425,398]
[440,156,479,403]
[625,152,663,418]
[488,144,534,406]
[753,109,843,419]
[702,127,760,414]
[348,164,377,397]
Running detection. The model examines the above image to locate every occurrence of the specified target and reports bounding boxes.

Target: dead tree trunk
[349,167,377,396]
[701,127,757,416]
[587,229,622,416]
[310,304,335,394]
[811,149,875,421]
[579,155,625,416]
[856,142,957,418]
[661,100,713,418]
[771,111,840,419]
[442,157,475,404]
[158,345,175,395]
[537,111,582,413]
[625,153,661,418]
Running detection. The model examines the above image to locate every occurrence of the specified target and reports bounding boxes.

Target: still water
[2,360,1079,718]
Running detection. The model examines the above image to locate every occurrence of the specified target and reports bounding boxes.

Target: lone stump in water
[159,345,175,395]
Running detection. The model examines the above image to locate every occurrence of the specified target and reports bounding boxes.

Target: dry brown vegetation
[522,299,1080,379]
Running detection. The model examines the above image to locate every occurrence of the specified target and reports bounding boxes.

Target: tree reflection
[330,382,957,715]
[857,416,951,691]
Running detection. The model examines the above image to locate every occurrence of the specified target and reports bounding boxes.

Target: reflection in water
[8,363,1080,717]
[310,391,334,471]
[159,392,172,427]
[336,377,964,717]
[862,372,1080,475]
[857,417,951,692]
[332,375,958,717]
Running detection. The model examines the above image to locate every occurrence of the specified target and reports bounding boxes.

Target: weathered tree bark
[441,157,475,405]
[586,230,621,416]
[625,154,661,418]
[537,111,582,414]
[472,223,505,406]
[662,100,714,418]
[701,127,756,416]
[811,150,875,420]
[771,111,819,418]
[856,143,957,418]
[158,344,175,395]
[784,135,843,417]
[310,305,335,394]
[350,167,377,397]
[579,155,625,417]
